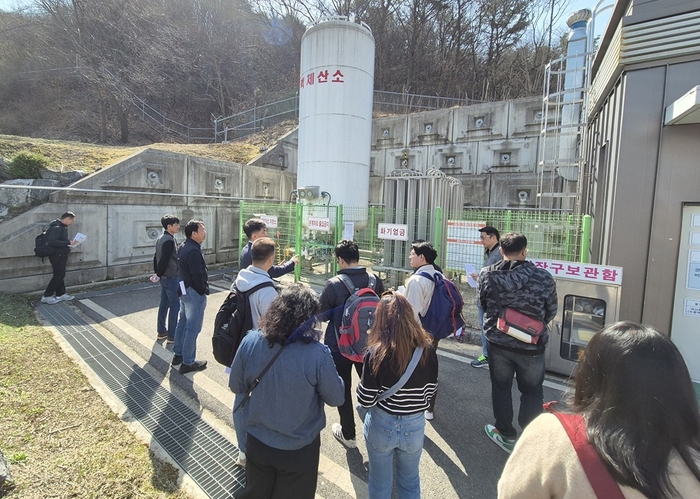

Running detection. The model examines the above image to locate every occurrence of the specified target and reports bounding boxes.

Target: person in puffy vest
[41,211,78,305]
[478,232,557,454]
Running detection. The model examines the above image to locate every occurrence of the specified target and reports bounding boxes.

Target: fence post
[333,205,344,274]
[369,206,376,257]
[434,206,443,265]
[565,214,574,261]
[295,203,303,281]
[506,210,513,233]
[580,214,592,264]
[239,201,245,268]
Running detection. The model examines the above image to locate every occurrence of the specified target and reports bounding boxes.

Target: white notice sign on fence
[377,223,408,241]
[308,217,331,232]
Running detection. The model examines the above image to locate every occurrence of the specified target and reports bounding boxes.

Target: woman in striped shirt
[357,292,439,499]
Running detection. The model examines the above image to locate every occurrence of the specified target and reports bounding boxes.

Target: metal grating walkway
[37,302,245,499]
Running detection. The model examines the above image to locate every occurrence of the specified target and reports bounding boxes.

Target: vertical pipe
[434,206,443,266]
[580,214,592,263]
[295,202,303,281]
[506,210,513,233]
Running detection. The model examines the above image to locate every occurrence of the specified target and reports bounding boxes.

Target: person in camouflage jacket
[477,232,558,454]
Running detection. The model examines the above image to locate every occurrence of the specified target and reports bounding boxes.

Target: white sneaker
[425,411,434,421]
[331,423,357,449]
[41,296,60,304]
[56,294,75,302]
[236,451,246,467]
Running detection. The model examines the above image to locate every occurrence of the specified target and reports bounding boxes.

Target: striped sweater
[356,346,438,416]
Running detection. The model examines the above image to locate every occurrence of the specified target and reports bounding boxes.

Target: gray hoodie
[233,266,278,329]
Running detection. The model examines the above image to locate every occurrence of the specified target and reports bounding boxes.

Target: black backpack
[212,281,276,367]
[34,227,55,259]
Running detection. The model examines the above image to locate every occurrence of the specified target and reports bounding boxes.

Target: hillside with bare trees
[0,0,571,145]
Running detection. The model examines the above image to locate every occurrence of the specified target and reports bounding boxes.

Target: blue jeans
[157,276,180,338]
[477,301,488,357]
[364,408,424,499]
[488,346,545,439]
[173,290,207,365]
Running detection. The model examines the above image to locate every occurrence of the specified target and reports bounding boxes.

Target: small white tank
[297,17,375,229]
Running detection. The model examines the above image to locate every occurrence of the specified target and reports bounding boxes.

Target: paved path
[36,274,571,499]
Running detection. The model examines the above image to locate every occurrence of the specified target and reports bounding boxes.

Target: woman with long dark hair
[498,321,700,499]
[357,292,438,499]
[229,284,345,499]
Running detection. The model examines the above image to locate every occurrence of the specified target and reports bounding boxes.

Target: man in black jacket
[320,240,384,449]
[478,232,557,454]
[152,214,180,342]
[41,212,78,304]
[172,220,209,374]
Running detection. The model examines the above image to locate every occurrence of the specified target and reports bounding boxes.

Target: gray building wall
[583,0,700,332]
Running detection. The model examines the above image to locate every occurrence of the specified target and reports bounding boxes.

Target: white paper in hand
[73,232,87,246]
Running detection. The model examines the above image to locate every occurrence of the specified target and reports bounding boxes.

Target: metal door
[670,204,700,386]
[546,278,621,377]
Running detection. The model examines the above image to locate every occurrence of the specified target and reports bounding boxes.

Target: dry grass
[0,295,191,499]
[0,120,297,176]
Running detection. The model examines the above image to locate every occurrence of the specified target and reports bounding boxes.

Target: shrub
[8,151,50,179]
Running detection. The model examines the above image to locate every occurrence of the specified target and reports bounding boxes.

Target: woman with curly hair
[498,321,700,499]
[229,284,344,499]
[357,292,439,499]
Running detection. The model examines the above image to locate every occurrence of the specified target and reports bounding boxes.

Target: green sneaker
[471,355,489,368]
[485,424,516,454]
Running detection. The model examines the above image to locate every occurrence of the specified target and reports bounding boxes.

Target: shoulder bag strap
[233,344,286,413]
[377,347,424,402]
[544,403,625,499]
[336,273,357,294]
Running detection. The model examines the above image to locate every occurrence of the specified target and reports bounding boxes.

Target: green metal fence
[238,201,590,329]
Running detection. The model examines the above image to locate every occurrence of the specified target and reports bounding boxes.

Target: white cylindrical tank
[297,17,375,229]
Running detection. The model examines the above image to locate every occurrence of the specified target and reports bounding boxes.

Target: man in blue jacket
[41,211,78,304]
[172,220,209,374]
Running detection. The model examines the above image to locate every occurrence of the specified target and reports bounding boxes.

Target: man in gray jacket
[470,226,503,367]
[232,236,279,466]
[478,232,557,454]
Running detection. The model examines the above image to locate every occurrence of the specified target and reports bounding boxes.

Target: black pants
[332,351,363,440]
[44,252,68,297]
[428,336,440,412]
[235,434,320,499]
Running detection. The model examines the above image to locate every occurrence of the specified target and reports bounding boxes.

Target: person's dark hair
[334,239,359,264]
[478,226,500,241]
[184,220,204,238]
[252,237,275,264]
[243,218,267,239]
[60,211,75,221]
[411,241,437,264]
[368,292,433,376]
[259,284,320,346]
[573,321,700,499]
[499,232,527,256]
[161,214,180,229]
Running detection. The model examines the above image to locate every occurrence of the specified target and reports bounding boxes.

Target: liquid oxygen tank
[297,18,375,230]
